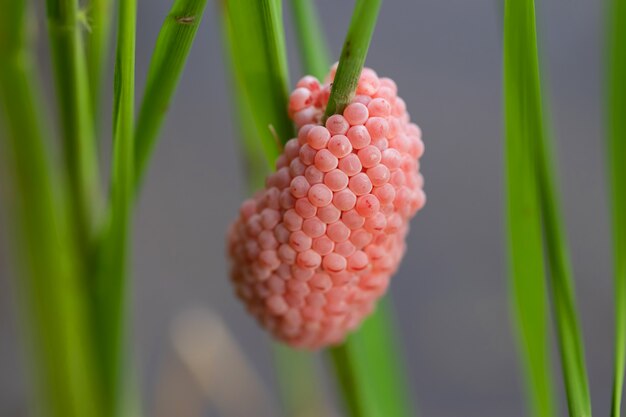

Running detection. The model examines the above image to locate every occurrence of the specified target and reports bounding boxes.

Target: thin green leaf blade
[134,0,209,190]
[504,1,591,416]
[224,0,293,155]
[289,0,330,80]
[85,0,113,121]
[94,0,137,412]
[504,0,556,410]
[0,2,104,416]
[220,5,330,415]
[607,0,626,415]
[503,2,557,416]
[45,0,102,251]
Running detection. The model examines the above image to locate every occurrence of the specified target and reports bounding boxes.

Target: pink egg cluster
[227,66,425,349]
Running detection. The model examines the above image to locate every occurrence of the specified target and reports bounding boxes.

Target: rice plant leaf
[220,6,271,190]
[607,0,626,415]
[504,1,591,416]
[503,2,556,412]
[0,2,104,416]
[288,0,330,80]
[220,5,332,415]
[93,0,137,411]
[85,0,113,121]
[223,0,293,156]
[134,0,209,190]
[45,0,102,251]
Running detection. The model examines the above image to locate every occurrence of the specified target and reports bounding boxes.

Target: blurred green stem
[85,0,112,122]
[223,0,293,155]
[0,2,104,417]
[93,0,137,412]
[608,0,626,415]
[45,0,101,254]
[329,298,415,417]
[289,0,330,80]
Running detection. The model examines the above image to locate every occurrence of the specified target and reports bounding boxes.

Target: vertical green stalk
[503,1,556,414]
[45,0,101,252]
[134,0,209,190]
[85,0,112,121]
[0,2,103,417]
[223,0,293,155]
[289,1,415,416]
[607,0,626,415]
[94,0,137,412]
[220,4,270,190]
[314,1,414,416]
[323,0,382,120]
[289,0,330,80]
[330,299,415,417]
[504,1,591,416]
[220,3,330,416]
[273,345,331,417]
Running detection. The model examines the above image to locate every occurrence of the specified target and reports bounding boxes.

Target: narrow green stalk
[45,0,101,252]
[0,2,103,417]
[503,1,556,415]
[220,5,330,415]
[134,0,209,190]
[93,0,137,412]
[220,6,270,190]
[223,0,293,154]
[504,1,591,416]
[308,1,414,415]
[289,0,330,80]
[85,0,112,121]
[287,0,414,415]
[273,345,332,417]
[323,0,382,120]
[607,0,626,415]
[330,299,415,417]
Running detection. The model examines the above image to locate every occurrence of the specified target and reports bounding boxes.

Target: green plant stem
[134,0,208,191]
[289,0,330,80]
[330,299,415,417]
[288,0,414,415]
[323,0,382,120]
[45,0,101,254]
[220,5,331,415]
[223,0,293,153]
[0,2,103,417]
[311,1,414,415]
[504,1,591,416]
[85,0,112,121]
[503,1,556,415]
[273,345,332,417]
[608,0,626,415]
[94,0,137,412]
[220,8,270,191]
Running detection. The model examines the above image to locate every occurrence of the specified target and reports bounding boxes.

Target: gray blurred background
[0,0,611,416]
